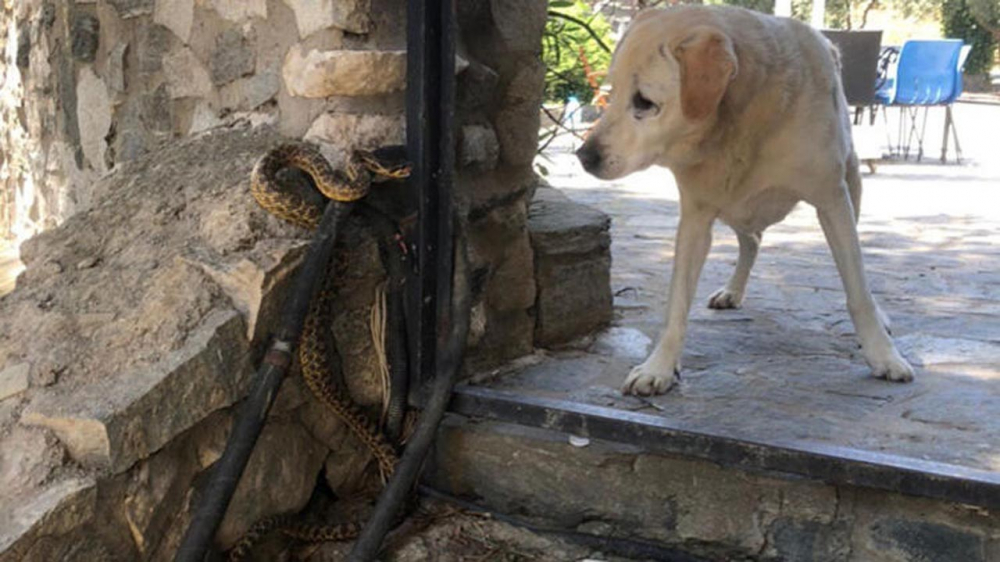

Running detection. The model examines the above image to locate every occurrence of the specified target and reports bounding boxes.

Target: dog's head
[577,9,737,179]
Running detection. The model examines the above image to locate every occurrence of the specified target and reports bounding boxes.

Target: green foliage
[943,0,998,75]
[543,1,614,104]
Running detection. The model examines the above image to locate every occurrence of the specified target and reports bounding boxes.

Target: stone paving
[490,101,1000,474]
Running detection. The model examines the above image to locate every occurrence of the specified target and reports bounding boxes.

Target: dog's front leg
[816,185,914,382]
[623,200,715,396]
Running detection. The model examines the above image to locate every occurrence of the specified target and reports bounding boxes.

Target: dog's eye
[631,91,657,117]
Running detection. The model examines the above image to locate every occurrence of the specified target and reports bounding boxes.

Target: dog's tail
[846,149,863,223]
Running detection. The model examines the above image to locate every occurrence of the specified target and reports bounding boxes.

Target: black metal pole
[175,201,353,562]
[345,0,458,559]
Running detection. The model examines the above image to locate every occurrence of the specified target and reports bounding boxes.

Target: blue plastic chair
[874,39,968,162]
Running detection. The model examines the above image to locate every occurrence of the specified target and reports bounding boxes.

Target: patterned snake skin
[229,143,410,561]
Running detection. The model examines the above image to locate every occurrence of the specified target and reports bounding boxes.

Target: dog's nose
[576,144,603,174]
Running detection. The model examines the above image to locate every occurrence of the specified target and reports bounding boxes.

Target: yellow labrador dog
[577,5,914,396]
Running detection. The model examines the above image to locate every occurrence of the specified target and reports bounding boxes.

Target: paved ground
[488,101,1000,474]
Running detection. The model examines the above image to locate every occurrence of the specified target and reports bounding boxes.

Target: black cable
[346,224,471,562]
[174,201,352,562]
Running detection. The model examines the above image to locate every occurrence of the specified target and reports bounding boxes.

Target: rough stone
[529,187,612,346]
[0,363,30,401]
[162,46,213,99]
[869,519,986,562]
[0,477,97,561]
[154,0,194,44]
[70,15,100,62]
[137,24,174,73]
[283,46,406,98]
[107,0,154,19]
[283,0,371,37]
[304,112,404,167]
[769,519,850,562]
[76,67,112,174]
[21,310,252,472]
[495,58,546,166]
[459,124,500,170]
[106,42,129,93]
[489,0,547,53]
[220,70,281,112]
[210,28,255,86]
[206,0,267,23]
[217,420,328,548]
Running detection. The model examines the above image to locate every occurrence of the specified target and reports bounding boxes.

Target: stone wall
[0,0,555,559]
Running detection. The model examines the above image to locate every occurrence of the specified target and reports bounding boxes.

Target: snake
[229,143,411,561]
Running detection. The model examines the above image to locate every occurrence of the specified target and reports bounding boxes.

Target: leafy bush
[943,0,998,75]
[542,0,614,104]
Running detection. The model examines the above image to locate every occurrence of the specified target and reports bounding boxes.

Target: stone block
[0,477,97,561]
[868,519,986,562]
[206,0,267,23]
[107,0,154,19]
[283,46,406,98]
[217,420,328,547]
[162,46,213,99]
[458,124,499,170]
[105,42,129,93]
[495,58,545,166]
[529,187,612,347]
[283,0,372,37]
[154,0,194,43]
[210,28,255,86]
[76,67,112,174]
[489,0,547,53]
[138,24,174,73]
[769,518,850,562]
[21,310,253,473]
[0,363,29,401]
[304,112,404,167]
[70,15,100,62]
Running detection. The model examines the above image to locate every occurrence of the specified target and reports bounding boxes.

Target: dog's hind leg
[708,229,761,309]
[816,182,913,382]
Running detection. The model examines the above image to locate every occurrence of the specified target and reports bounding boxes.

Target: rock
[0,477,97,561]
[154,0,194,44]
[162,46,213,99]
[868,519,986,562]
[70,15,100,63]
[76,257,99,270]
[458,124,500,170]
[528,187,611,257]
[21,310,253,472]
[458,62,501,115]
[770,518,850,562]
[323,441,373,497]
[0,363,30,401]
[489,0,547,53]
[107,0,155,18]
[137,24,174,73]
[283,46,406,98]
[210,28,255,86]
[495,58,546,166]
[206,0,268,23]
[304,112,404,167]
[528,187,612,347]
[76,68,112,174]
[220,70,281,111]
[217,420,328,547]
[191,240,309,344]
[283,0,372,37]
[106,42,129,93]
[187,101,223,135]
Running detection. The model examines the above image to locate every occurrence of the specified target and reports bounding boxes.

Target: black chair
[822,30,883,125]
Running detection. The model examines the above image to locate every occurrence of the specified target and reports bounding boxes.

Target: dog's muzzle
[576,143,603,175]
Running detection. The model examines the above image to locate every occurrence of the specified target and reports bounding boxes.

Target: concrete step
[428,401,1000,562]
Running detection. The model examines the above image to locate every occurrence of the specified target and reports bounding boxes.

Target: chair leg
[941,105,951,163]
[916,106,929,162]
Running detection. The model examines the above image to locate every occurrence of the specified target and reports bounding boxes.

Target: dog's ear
[670,26,737,121]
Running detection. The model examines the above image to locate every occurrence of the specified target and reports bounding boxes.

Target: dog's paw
[868,350,914,383]
[622,360,680,396]
[707,287,743,310]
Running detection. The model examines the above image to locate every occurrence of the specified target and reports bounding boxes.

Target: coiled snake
[229,144,410,561]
